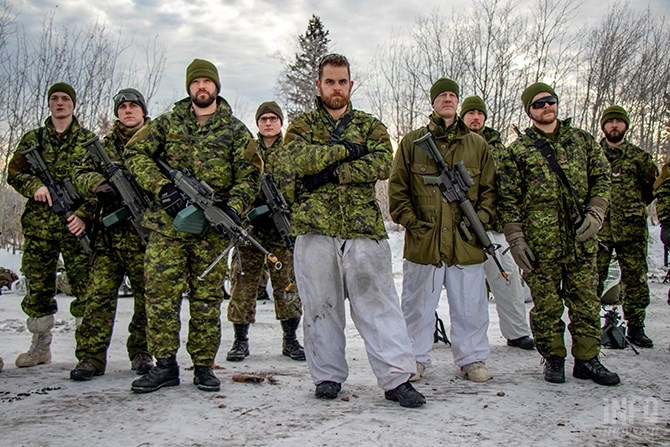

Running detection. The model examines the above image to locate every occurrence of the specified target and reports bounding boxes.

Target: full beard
[605,130,625,144]
[322,93,349,110]
[191,91,217,108]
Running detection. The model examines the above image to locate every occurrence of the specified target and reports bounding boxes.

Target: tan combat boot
[15,315,55,367]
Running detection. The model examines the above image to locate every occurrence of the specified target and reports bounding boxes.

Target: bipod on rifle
[433,312,450,345]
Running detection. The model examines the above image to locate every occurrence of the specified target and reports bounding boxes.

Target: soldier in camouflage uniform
[596,105,657,349]
[497,82,619,385]
[389,81,496,384]
[124,59,259,394]
[69,88,154,381]
[225,101,305,362]
[277,54,425,408]
[7,83,94,368]
[460,96,535,351]
[654,135,670,354]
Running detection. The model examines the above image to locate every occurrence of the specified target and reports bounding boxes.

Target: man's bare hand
[34,186,52,207]
[67,215,86,236]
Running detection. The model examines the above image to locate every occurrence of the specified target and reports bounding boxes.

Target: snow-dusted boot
[15,315,54,367]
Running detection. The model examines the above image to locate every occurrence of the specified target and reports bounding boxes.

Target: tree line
[1,0,669,248]
[0,3,165,249]
[365,0,670,160]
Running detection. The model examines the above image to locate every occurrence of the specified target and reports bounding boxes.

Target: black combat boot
[315,381,341,399]
[131,356,180,393]
[226,324,250,362]
[384,381,426,408]
[542,356,565,384]
[70,360,104,381]
[281,318,306,361]
[193,366,221,391]
[626,325,653,348]
[573,357,620,386]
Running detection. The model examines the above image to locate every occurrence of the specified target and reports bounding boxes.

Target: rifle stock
[413,132,507,280]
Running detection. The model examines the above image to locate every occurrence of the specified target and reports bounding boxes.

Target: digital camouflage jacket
[478,125,506,233]
[654,161,670,222]
[598,138,657,243]
[245,133,289,242]
[278,97,392,240]
[389,114,496,266]
[7,116,96,239]
[123,96,259,240]
[497,118,611,262]
[72,120,150,250]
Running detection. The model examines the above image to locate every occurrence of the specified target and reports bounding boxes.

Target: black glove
[94,181,119,206]
[301,164,339,192]
[159,183,187,217]
[342,140,368,162]
[661,221,670,247]
[222,205,242,226]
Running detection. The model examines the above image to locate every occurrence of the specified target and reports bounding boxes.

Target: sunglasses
[530,96,558,109]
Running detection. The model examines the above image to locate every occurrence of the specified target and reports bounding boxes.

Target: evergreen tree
[278,15,330,120]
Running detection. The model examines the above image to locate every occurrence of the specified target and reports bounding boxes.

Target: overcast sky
[8,0,670,129]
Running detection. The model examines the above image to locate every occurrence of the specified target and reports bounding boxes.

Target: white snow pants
[401,260,489,367]
[294,234,416,391]
[482,231,532,340]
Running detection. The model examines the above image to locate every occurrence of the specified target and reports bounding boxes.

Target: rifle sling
[524,128,583,214]
[329,111,354,143]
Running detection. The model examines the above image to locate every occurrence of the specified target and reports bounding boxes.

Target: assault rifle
[83,136,150,244]
[258,172,294,249]
[413,132,508,280]
[153,156,282,279]
[21,145,93,256]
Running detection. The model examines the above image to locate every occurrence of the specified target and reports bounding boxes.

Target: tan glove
[575,197,608,242]
[503,223,535,273]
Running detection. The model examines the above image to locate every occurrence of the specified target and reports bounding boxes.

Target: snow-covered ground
[0,227,669,447]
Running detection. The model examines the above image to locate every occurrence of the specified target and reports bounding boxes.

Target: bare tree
[0,7,166,248]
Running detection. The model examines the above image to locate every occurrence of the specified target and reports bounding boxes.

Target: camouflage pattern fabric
[74,246,147,370]
[228,134,302,324]
[277,98,391,240]
[228,242,301,323]
[527,255,602,359]
[388,114,496,266]
[497,119,611,360]
[7,117,95,318]
[596,138,656,328]
[597,139,656,243]
[124,97,258,235]
[596,241,649,327]
[124,96,257,365]
[72,121,150,369]
[479,126,505,234]
[143,230,227,364]
[654,161,670,222]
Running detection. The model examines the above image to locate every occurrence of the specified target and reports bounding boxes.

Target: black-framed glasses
[259,116,279,124]
[113,92,142,104]
[530,96,558,109]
